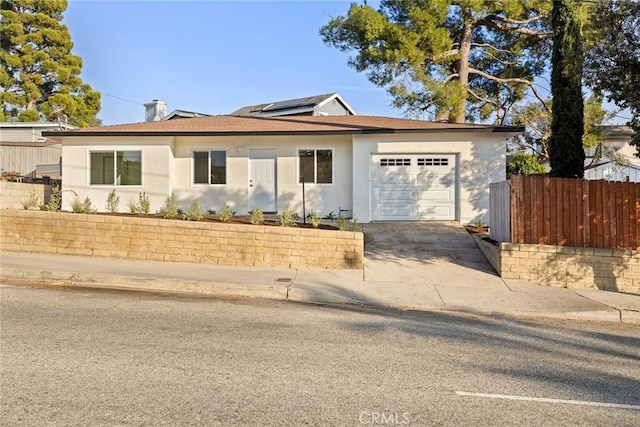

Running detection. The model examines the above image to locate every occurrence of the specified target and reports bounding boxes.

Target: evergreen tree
[547,0,584,178]
[0,0,101,126]
[320,0,551,123]
[584,0,640,156]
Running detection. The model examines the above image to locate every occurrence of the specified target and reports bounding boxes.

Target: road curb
[2,269,638,325]
[1,269,289,300]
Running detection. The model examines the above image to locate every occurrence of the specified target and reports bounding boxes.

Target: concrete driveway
[361,221,502,287]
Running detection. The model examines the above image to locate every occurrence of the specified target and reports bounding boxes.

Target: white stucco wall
[171,134,352,216]
[352,132,507,224]
[61,134,352,217]
[60,130,509,223]
[61,137,173,212]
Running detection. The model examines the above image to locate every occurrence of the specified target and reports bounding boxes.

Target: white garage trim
[370,153,458,220]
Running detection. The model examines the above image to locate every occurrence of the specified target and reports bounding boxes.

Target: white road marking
[456,391,640,410]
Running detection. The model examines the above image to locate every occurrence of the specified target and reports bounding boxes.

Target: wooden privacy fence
[491,175,640,250]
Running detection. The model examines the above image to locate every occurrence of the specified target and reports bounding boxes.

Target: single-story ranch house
[43,115,522,224]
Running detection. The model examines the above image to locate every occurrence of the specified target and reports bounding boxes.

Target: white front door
[249,149,276,212]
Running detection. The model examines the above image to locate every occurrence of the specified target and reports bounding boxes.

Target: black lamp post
[300,150,312,224]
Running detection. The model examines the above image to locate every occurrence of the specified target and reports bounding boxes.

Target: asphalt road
[1,284,639,426]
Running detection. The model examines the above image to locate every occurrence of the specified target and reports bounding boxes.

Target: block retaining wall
[0,182,53,210]
[475,235,639,295]
[0,210,364,269]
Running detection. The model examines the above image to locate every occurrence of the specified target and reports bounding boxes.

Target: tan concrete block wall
[0,182,53,210]
[498,242,640,295]
[0,210,364,269]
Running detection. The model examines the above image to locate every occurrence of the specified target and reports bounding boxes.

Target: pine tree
[0,0,101,126]
[320,0,551,123]
[548,0,585,178]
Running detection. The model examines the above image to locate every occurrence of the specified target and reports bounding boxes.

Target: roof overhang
[43,126,524,138]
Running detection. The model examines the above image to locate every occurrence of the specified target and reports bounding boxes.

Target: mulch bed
[97,212,339,230]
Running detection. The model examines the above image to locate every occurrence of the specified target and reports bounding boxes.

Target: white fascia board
[317,93,357,115]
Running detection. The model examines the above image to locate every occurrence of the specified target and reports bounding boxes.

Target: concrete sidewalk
[1,251,639,324]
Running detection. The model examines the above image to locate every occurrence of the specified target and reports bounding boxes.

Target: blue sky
[63,0,397,125]
[63,0,629,127]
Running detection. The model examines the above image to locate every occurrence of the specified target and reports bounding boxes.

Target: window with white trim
[298,149,333,184]
[90,151,141,185]
[194,151,227,184]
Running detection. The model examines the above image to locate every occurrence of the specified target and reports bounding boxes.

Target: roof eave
[43,126,524,138]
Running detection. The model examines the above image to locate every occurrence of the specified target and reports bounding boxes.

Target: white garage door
[371,154,456,220]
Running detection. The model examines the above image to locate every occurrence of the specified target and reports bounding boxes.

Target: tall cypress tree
[548,0,585,178]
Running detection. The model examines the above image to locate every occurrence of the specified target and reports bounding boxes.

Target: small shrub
[41,186,62,211]
[337,214,358,231]
[158,195,179,218]
[323,211,336,220]
[128,192,150,214]
[278,202,296,227]
[474,220,487,229]
[183,198,204,221]
[105,189,119,213]
[506,152,546,178]
[128,199,140,214]
[308,211,321,228]
[71,196,96,214]
[249,207,264,225]
[138,192,150,214]
[219,204,234,222]
[207,209,216,215]
[22,191,40,210]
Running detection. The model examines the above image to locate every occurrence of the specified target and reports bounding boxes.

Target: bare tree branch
[443,73,459,84]
[467,88,498,106]
[468,67,551,113]
[483,13,549,26]
[470,43,514,54]
[476,17,551,40]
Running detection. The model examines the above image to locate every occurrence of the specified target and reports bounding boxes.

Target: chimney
[144,100,167,122]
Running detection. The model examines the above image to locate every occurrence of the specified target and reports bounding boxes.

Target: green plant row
[21,190,358,230]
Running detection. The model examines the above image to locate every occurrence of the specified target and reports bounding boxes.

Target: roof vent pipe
[144,100,167,122]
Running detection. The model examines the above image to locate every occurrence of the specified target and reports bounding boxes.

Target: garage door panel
[379,204,414,217]
[416,190,452,201]
[379,190,413,201]
[371,154,456,221]
[415,172,454,187]
[416,205,452,219]
[379,173,413,185]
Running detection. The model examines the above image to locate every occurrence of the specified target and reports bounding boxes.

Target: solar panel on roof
[264,100,316,111]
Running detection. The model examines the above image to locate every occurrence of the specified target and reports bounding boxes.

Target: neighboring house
[143,100,211,122]
[0,121,75,179]
[584,126,640,182]
[230,93,356,117]
[43,115,522,224]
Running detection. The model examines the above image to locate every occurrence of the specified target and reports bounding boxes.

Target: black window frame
[193,150,227,185]
[298,148,333,184]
